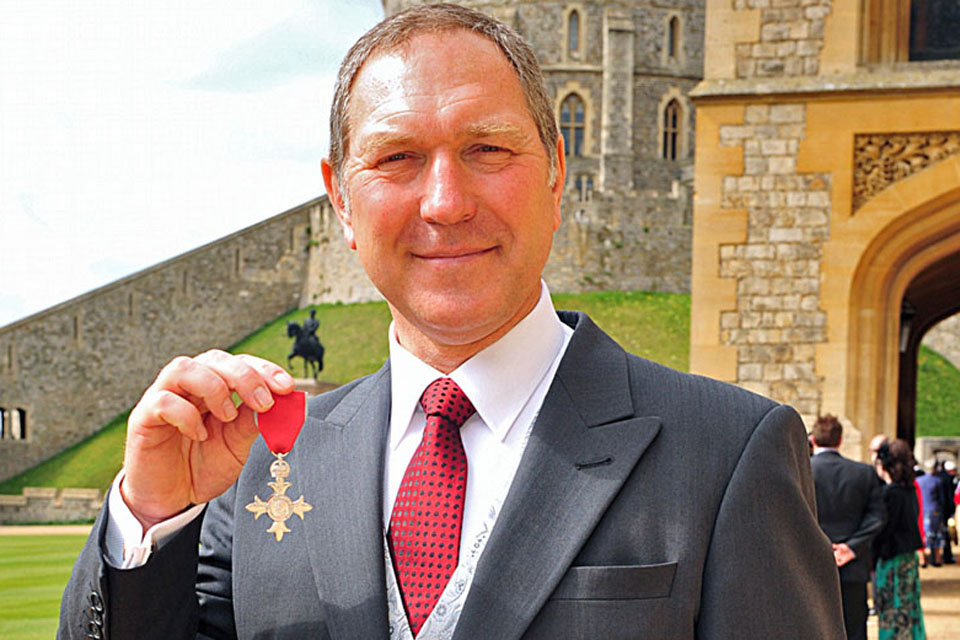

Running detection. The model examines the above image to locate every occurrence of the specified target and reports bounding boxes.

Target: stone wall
[923,314,960,371]
[716,104,829,418]
[0,200,316,482]
[733,0,831,78]
[0,488,102,525]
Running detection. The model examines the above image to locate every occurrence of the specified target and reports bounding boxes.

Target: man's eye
[381,153,408,164]
[478,145,506,153]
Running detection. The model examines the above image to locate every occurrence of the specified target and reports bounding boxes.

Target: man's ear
[550,134,567,231]
[321,158,356,250]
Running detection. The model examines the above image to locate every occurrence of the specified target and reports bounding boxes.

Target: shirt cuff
[104,470,206,569]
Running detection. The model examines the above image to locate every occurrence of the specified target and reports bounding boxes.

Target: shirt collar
[813,446,840,456]
[388,281,569,450]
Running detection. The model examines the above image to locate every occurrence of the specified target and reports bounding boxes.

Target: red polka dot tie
[388,378,475,635]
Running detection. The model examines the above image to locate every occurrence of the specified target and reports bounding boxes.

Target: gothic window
[662,99,681,160]
[910,0,960,60]
[574,175,595,201]
[561,93,586,157]
[668,16,680,59]
[568,10,580,57]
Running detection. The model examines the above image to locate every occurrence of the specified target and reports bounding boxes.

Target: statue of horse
[286,321,325,379]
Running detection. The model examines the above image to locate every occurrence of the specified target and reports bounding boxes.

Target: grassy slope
[0,534,87,640]
[0,292,688,493]
[916,344,960,438]
[5,292,959,495]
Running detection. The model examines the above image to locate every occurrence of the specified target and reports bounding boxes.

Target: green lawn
[0,534,87,640]
[916,344,960,438]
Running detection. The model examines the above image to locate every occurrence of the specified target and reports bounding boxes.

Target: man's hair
[328,2,559,185]
[811,414,842,448]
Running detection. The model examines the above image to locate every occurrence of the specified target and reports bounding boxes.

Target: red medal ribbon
[255,391,307,454]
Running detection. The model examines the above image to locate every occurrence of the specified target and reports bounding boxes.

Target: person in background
[810,415,886,640]
[935,460,957,564]
[873,439,926,640]
[916,459,947,567]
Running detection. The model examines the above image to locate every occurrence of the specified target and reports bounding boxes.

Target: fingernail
[254,386,273,410]
[274,371,294,387]
[222,399,238,420]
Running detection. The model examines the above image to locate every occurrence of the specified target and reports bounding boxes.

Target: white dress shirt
[106,281,572,569]
[384,281,572,558]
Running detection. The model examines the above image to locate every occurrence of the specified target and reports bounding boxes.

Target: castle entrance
[897,252,960,444]
[846,183,960,447]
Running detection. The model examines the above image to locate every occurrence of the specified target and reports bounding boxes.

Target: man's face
[323,30,564,357]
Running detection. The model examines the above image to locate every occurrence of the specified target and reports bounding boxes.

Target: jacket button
[86,620,103,639]
[87,606,103,626]
[88,591,104,613]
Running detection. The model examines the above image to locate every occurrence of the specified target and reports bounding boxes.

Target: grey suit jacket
[59,311,844,639]
[810,450,886,583]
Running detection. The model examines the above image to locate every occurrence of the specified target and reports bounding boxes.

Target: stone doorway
[897,251,960,444]
[846,181,960,448]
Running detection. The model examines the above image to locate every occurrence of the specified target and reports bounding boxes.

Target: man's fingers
[153,355,238,422]
[132,389,209,442]
[192,350,292,413]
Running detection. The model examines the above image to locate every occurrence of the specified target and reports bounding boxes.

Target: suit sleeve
[57,495,205,640]
[846,474,886,560]
[695,404,845,639]
[57,485,240,640]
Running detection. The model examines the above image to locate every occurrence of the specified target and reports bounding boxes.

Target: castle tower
[381,0,705,294]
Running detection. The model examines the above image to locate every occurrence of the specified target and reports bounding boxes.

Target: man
[936,459,957,563]
[58,5,844,639]
[917,459,948,566]
[810,415,886,640]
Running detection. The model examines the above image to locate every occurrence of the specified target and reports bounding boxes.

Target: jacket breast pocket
[549,561,678,601]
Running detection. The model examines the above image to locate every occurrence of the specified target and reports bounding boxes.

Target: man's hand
[121,350,296,531]
[832,542,856,567]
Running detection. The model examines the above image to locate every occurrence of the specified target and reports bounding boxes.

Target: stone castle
[0,0,706,482]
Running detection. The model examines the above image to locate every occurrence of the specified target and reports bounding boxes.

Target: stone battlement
[0,487,103,524]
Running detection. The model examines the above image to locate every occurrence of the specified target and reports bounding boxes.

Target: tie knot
[419,377,475,428]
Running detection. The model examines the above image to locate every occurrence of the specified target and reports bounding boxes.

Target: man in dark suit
[810,414,886,640]
[58,5,844,639]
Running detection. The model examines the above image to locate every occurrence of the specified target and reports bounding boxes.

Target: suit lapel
[453,313,662,640]
[298,365,392,640]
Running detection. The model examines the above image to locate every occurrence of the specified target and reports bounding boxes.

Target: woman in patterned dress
[873,439,926,640]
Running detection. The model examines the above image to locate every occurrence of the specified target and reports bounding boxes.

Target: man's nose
[419,153,476,225]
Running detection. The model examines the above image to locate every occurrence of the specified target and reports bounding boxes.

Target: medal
[245,390,313,541]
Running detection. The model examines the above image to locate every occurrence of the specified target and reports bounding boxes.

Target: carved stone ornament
[853,131,960,213]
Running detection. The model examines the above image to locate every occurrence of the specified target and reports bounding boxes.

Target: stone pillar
[601,8,634,193]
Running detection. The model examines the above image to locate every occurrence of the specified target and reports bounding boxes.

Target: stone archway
[845,172,960,446]
[897,252,960,443]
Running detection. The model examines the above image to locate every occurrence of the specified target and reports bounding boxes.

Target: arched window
[668,16,680,58]
[568,10,580,57]
[574,175,595,201]
[662,99,681,160]
[561,93,586,157]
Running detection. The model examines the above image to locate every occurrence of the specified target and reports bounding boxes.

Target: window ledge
[691,67,960,101]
